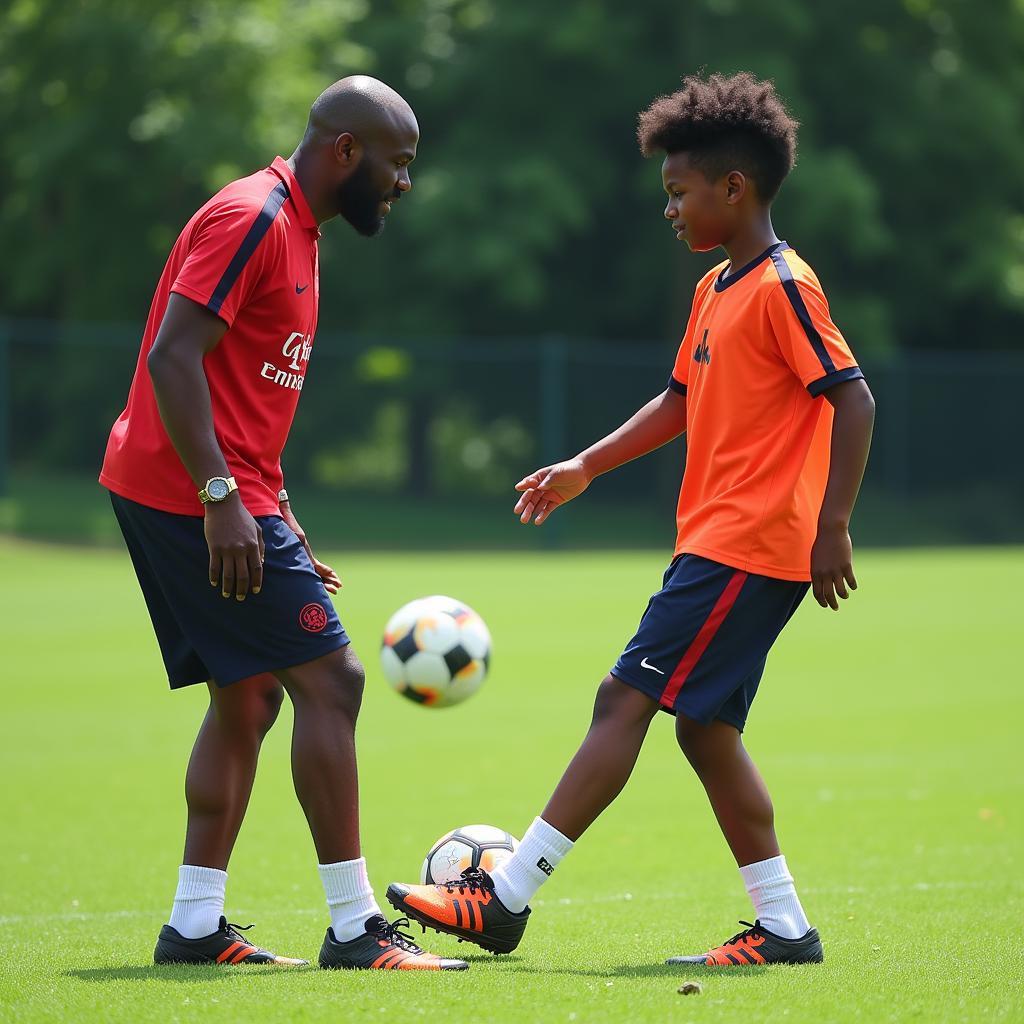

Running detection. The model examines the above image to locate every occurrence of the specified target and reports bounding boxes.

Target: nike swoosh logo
[295,283,309,294]
[640,657,665,675]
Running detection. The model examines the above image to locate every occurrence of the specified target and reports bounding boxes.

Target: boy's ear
[724,170,747,204]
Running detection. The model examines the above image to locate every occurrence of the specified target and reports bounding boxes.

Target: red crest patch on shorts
[299,602,328,633]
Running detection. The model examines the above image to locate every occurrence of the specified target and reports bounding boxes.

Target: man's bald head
[304,75,418,148]
[294,76,418,235]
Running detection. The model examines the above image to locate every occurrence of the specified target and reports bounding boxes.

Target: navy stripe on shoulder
[769,250,836,376]
[667,376,688,396]
[208,180,290,316]
[808,366,865,398]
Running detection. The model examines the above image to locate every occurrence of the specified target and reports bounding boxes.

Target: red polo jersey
[100,157,320,516]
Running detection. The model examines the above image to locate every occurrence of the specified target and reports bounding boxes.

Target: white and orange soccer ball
[421,825,519,885]
[380,595,491,707]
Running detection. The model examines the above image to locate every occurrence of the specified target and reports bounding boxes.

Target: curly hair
[637,72,799,201]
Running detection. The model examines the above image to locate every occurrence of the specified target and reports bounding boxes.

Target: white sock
[167,864,227,939]
[740,855,811,940]
[490,817,574,914]
[319,857,382,942]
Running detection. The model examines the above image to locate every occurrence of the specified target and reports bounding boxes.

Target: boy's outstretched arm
[811,378,876,610]
[514,387,687,525]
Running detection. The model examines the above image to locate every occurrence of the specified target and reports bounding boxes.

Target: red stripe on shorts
[659,570,748,708]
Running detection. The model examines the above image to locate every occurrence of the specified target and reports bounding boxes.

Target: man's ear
[724,170,747,205]
[334,132,360,166]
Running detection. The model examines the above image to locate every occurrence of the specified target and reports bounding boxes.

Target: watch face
[208,478,230,501]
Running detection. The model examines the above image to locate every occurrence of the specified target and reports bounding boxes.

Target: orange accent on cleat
[216,941,245,963]
[403,885,462,927]
[706,931,767,965]
[386,869,530,955]
[319,914,468,970]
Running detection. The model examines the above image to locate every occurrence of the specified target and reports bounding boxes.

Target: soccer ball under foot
[421,825,519,885]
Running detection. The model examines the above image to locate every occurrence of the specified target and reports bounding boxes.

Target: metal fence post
[539,335,568,549]
[882,353,911,503]
[0,320,8,499]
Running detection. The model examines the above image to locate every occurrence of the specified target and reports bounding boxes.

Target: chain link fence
[1,318,1021,547]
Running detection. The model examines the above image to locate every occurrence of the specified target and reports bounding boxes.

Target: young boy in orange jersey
[387,72,875,966]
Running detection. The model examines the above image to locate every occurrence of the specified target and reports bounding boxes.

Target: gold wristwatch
[198,476,238,504]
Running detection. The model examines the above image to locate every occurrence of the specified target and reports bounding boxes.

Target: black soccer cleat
[386,867,530,955]
[153,916,308,966]
[665,919,824,966]
[319,914,468,970]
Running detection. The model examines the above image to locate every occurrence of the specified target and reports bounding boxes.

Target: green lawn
[0,540,1020,1023]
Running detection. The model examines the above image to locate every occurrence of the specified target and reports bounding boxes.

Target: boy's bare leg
[541,675,660,840]
[674,716,780,866]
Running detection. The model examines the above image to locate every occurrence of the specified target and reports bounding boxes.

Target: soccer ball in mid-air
[380,595,491,707]
[421,824,519,884]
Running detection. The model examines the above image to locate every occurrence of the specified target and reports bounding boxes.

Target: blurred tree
[347,0,1024,353]
[2,0,1022,347]
[0,0,373,319]
[3,0,1023,499]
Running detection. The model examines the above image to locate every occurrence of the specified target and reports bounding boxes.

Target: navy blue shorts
[611,554,808,731]
[110,492,349,689]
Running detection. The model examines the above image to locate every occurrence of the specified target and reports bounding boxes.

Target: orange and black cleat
[666,919,823,966]
[319,914,468,970]
[154,916,308,966]
[386,867,530,955]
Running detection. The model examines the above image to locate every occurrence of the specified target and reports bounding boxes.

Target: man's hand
[280,501,341,594]
[205,497,265,601]
[810,522,857,611]
[514,457,592,525]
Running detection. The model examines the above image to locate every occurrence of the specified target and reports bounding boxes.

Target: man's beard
[336,161,387,238]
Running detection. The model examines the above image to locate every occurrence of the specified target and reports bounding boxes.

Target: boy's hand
[810,522,857,611]
[514,458,592,525]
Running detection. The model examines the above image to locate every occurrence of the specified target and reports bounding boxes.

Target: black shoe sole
[154,942,307,966]
[665,939,824,966]
[665,953,823,966]
[385,887,522,955]
[318,955,468,971]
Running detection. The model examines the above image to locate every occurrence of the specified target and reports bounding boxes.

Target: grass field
[1,539,1021,1023]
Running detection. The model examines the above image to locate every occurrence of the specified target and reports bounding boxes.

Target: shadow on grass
[66,960,769,983]
[475,962,769,979]
[608,962,768,979]
[66,964,313,984]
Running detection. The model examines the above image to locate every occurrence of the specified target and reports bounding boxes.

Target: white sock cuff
[319,857,373,906]
[740,855,792,888]
[526,817,574,857]
[175,865,228,900]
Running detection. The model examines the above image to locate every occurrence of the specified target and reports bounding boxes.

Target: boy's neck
[721,210,780,277]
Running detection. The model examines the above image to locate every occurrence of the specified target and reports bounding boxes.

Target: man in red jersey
[100,76,466,971]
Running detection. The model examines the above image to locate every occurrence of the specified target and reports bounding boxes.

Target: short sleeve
[171,182,288,328]
[766,269,864,398]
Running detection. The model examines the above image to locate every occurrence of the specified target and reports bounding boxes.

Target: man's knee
[256,684,285,736]
[280,645,365,721]
[211,676,285,739]
[328,652,366,720]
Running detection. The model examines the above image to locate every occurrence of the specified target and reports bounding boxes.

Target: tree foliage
[2,0,1023,352]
